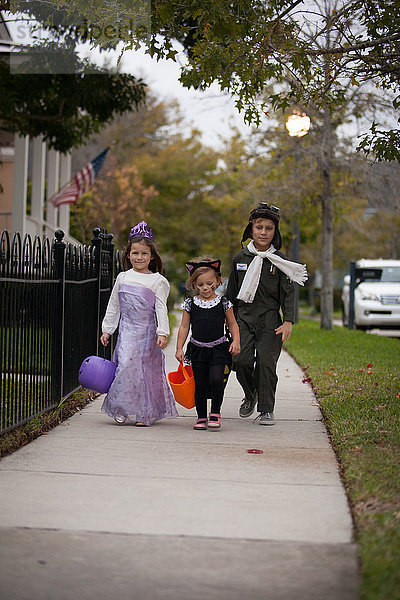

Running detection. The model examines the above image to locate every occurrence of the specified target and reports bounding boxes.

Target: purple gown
[102,283,178,425]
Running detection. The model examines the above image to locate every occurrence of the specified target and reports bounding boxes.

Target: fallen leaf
[367,363,373,368]
[302,377,312,383]
[247,449,263,454]
[351,446,363,453]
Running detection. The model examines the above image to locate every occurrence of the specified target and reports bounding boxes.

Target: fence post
[92,228,102,356]
[104,233,115,359]
[105,233,115,284]
[348,260,356,330]
[53,229,66,401]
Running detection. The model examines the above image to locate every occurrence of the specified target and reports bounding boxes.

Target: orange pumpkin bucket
[168,363,195,409]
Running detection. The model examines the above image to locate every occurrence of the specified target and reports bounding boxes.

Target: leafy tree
[71,93,176,170]
[242,102,400,317]
[0,52,146,151]
[334,157,400,261]
[69,158,158,247]
[69,95,219,288]
[69,93,175,243]
[136,130,219,277]
[248,0,398,327]
[8,0,399,160]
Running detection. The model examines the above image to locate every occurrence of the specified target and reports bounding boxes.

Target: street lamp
[285,113,311,138]
[285,112,310,321]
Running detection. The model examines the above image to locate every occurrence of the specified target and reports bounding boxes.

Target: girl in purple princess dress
[100,222,178,426]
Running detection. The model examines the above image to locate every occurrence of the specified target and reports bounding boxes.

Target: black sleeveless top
[183,296,231,343]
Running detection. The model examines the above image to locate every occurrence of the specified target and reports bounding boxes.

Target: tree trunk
[319,104,334,329]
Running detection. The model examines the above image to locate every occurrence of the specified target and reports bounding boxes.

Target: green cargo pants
[233,321,282,414]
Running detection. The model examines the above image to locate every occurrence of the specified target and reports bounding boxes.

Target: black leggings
[192,363,226,419]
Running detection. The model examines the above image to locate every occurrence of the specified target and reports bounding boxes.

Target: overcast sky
[79,42,254,149]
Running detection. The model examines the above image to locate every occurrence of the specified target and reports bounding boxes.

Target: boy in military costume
[226,203,307,425]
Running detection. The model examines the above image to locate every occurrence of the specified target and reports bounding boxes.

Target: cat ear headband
[185,260,222,276]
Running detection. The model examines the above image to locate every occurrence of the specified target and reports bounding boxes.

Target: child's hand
[229,340,241,355]
[175,349,185,363]
[157,335,168,349]
[100,333,110,346]
[275,321,293,342]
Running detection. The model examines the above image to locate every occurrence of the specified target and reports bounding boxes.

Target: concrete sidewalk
[0,324,359,600]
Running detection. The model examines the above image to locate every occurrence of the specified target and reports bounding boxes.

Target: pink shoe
[194,418,208,430]
[208,413,221,429]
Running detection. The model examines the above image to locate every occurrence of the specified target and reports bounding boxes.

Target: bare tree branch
[276,0,305,20]
[306,32,400,57]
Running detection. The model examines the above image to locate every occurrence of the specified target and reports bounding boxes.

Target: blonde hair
[186,255,223,290]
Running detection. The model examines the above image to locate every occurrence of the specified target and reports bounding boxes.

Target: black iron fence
[0,227,121,434]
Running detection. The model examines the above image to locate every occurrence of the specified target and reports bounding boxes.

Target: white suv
[342,259,400,329]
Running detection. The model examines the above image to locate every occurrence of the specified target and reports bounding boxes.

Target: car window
[356,267,400,283]
[380,267,400,282]
[357,269,381,281]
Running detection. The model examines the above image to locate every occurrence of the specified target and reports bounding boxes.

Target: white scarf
[237,241,308,303]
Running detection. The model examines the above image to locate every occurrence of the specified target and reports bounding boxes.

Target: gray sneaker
[255,412,275,425]
[239,395,257,418]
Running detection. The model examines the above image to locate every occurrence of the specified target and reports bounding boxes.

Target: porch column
[45,149,60,238]
[11,134,29,235]
[30,135,46,237]
[58,153,71,234]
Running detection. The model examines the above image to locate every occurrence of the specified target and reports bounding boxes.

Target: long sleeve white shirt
[101,270,170,337]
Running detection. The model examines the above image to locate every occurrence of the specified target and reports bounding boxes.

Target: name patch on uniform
[237,263,247,271]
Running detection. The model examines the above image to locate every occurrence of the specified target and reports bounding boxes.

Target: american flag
[50,148,109,207]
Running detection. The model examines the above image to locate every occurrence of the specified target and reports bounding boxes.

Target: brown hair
[251,218,282,250]
[241,202,282,249]
[185,255,223,290]
[122,237,165,275]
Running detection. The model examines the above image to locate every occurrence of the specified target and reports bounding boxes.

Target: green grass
[1,326,52,374]
[299,304,342,319]
[286,320,400,600]
[1,379,49,430]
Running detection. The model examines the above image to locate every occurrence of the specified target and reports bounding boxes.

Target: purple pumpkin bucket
[78,355,116,394]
